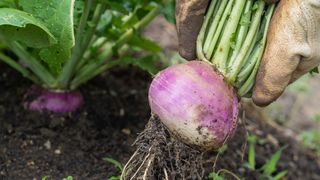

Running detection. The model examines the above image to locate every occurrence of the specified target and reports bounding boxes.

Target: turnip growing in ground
[121,0,276,179]
[0,0,161,113]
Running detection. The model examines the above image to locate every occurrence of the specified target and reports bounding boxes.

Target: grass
[103,157,123,180]
[243,134,288,179]
[42,176,73,180]
[298,113,320,157]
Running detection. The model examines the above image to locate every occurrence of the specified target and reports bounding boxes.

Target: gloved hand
[176,0,320,106]
[252,0,320,106]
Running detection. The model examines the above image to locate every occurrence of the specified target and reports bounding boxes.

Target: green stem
[70,49,112,90]
[237,50,261,96]
[76,7,134,72]
[57,0,93,89]
[227,1,265,83]
[0,52,40,83]
[69,5,160,89]
[72,4,106,74]
[232,27,259,88]
[213,0,246,73]
[205,0,234,61]
[238,4,275,96]
[236,13,268,86]
[6,41,55,87]
[228,0,253,67]
[196,0,218,63]
[236,42,261,85]
[76,0,93,44]
[74,36,104,71]
[79,4,105,56]
[201,0,222,54]
[72,45,130,90]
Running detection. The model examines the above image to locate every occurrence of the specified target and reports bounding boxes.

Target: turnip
[25,86,83,113]
[122,0,276,179]
[149,61,239,149]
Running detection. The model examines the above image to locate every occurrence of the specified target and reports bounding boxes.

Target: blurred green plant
[103,157,123,180]
[312,113,320,123]
[161,0,175,24]
[299,130,320,156]
[62,176,73,180]
[298,114,320,157]
[208,169,242,180]
[42,175,73,180]
[243,134,288,180]
[287,74,311,93]
[217,144,228,155]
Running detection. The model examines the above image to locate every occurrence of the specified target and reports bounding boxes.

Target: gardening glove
[176,0,279,60]
[252,0,320,106]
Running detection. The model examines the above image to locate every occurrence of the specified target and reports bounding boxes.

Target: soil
[0,62,320,180]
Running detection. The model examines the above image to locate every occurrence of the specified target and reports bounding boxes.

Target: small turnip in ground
[24,86,83,113]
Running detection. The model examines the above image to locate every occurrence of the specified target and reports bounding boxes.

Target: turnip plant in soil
[0,0,162,113]
[1,63,319,179]
[121,0,279,178]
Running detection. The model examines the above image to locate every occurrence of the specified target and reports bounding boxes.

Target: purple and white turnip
[149,61,239,149]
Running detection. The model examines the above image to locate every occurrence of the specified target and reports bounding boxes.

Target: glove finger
[252,0,311,106]
[176,0,209,60]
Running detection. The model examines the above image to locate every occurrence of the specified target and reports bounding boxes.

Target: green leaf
[208,172,225,180]
[299,130,320,151]
[313,113,320,123]
[218,144,228,155]
[128,34,162,52]
[62,176,73,180]
[273,170,288,180]
[0,8,56,48]
[240,12,251,26]
[0,0,18,8]
[248,135,257,170]
[261,146,287,175]
[161,0,175,24]
[96,10,113,35]
[117,55,162,74]
[309,66,319,75]
[230,32,237,50]
[73,0,85,30]
[108,176,121,180]
[103,157,123,171]
[105,1,129,14]
[134,55,162,74]
[19,0,75,75]
[252,2,259,11]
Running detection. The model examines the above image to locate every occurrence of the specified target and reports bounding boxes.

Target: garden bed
[0,63,319,179]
